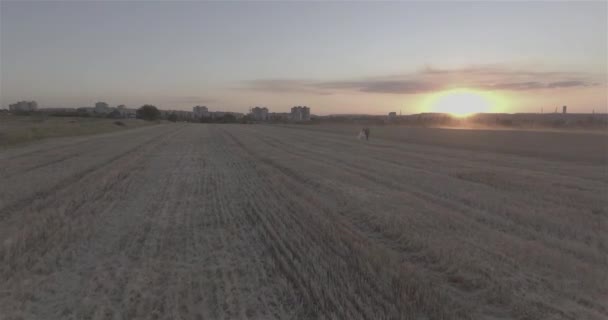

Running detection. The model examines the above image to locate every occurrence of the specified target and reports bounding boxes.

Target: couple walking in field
[358,127,370,141]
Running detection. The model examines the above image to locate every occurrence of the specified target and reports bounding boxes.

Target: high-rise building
[193,105,209,119]
[8,101,38,112]
[94,102,110,114]
[250,106,269,121]
[290,106,311,121]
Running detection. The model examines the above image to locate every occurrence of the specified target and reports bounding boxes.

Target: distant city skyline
[1,1,606,115]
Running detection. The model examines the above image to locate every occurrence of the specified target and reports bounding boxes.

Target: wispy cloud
[317,80,440,94]
[483,81,546,91]
[245,78,440,95]
[481,80,597,91]
[421,65,573,78]
[547,80,595,88]
[243,64,602,95]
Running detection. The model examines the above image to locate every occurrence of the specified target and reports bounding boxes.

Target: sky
[1,1,606,115]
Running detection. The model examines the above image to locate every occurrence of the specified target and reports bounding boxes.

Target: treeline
[6,105,161,121]
[7,109,98,118]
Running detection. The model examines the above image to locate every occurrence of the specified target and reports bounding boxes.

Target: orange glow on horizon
[422,89,508,117]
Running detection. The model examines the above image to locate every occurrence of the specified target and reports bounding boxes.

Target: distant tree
[107,109,122,119]
[76,107,90,117]
[220,114,237,123]
[167,112,178,122]
[136,105,160,121]
[240,115,252,124]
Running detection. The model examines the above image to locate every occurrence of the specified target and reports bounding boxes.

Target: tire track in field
[271,124,608,165]
[280,128,607,266]
[219,127,466,320]
[254,127,600,312]
[71,125,292,320]
[0,127,189,320]
[224,126,606,319]
[210,130,345,318]
[259,124,607,185]
[214,131,354,318]
[0,124,160,161]
[252,128,606,263]
[200,131,295,320]
[0,127,184,282]
[0,126,182,218]
[275,126,608,318]
[209,167,245,320]
[7,126,196,320]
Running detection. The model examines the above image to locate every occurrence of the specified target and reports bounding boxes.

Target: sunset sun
[426,89,501,117]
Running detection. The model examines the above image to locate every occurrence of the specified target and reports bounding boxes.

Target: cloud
[483,81,546,90]
[243,65,603,95]
[480,80,598,91]
[246,78,440,95]
[317,80,440,94]
[421,65,571,78]
[547,80,593,88]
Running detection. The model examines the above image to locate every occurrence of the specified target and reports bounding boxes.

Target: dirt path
[1,124,606,319]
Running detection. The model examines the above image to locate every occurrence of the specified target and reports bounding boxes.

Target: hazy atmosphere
[2,2,607,320]
[1,1,606,114]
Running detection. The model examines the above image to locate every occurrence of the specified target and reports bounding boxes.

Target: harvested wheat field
[0,123,606,320]
[0,115,153,149]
